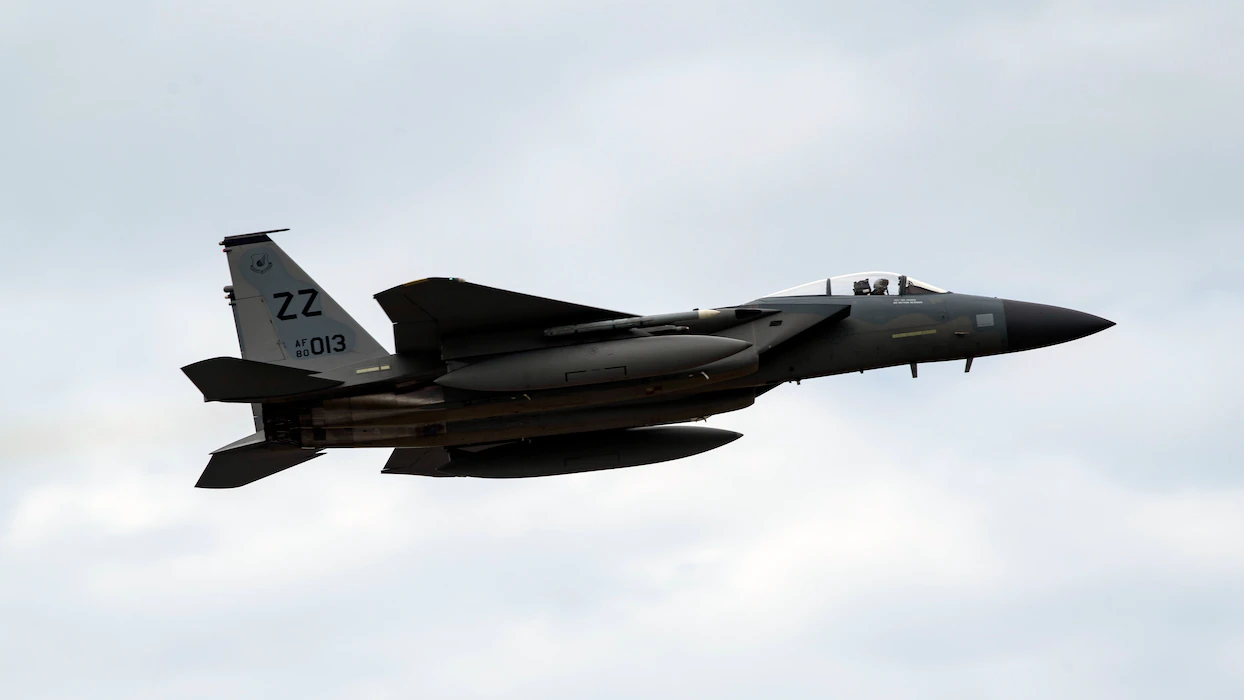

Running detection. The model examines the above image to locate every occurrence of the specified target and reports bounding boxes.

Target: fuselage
[261,291,1111,450]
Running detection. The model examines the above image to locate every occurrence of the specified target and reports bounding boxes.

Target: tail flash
[221,230,388,372]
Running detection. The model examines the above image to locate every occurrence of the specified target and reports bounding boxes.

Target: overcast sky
[2,1,1243,698]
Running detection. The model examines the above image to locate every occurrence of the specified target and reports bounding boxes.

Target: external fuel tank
[435,335,752,392]
[384,425,743,478]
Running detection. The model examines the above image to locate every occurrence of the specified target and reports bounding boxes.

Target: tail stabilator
[181,356,344,403]
[196,431,323,489]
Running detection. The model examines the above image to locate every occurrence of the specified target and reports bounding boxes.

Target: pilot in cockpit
[871,278,890,295]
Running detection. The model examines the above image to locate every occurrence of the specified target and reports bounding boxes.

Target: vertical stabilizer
[221,230,388,372]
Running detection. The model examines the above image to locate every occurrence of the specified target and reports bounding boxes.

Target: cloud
[2,1,1242,698]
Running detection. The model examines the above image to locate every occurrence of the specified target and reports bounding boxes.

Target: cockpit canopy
[766,272,948,298]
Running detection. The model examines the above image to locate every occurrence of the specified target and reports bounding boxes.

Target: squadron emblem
[249,252,273,274]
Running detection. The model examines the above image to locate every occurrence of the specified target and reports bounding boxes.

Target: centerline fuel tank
[435,335,752,392]
[441,426,743,478]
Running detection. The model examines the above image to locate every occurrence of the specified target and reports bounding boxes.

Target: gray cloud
[2,1,1242,698]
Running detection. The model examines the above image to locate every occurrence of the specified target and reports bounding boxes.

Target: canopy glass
[767,272,948,298]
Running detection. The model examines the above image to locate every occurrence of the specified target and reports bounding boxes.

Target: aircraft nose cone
[1003,300,1115,353]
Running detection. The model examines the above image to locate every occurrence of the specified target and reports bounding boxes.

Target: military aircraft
[183,230,1114,488]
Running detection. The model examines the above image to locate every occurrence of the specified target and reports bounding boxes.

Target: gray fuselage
[260,291,1105,450]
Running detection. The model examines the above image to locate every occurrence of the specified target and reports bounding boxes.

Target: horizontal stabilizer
[196,433,323,488]
[182,357,343,402]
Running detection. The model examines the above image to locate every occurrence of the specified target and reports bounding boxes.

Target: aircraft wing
[375,278,635,355]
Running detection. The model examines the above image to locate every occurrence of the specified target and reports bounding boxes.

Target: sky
[2,0,1243,697]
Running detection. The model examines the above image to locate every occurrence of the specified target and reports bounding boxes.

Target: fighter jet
[183,230,1114,488]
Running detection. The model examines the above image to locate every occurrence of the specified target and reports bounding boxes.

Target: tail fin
[221,230,388,372]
